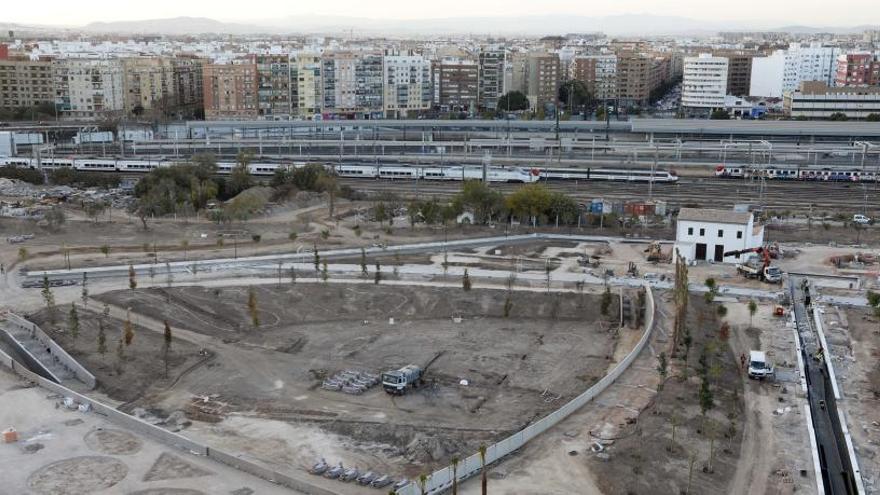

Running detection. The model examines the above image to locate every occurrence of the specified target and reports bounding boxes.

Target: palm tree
[479,444,488,495]
[451,456,460,495]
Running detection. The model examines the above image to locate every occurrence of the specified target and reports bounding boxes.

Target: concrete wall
[2,313,96,389]
[0,326,62,383]
[397,283,656,495]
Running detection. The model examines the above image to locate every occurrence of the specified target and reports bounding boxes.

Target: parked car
[853,214,872,224]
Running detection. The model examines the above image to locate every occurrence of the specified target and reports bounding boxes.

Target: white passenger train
[715,164,879,182]
[0,155,678,183]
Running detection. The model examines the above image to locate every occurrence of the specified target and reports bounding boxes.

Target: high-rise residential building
[291,54,322,118]
[383,51,432,117]
[570,54,617,101]
[784,81,880,119]
[321,52,384,117]
[524,52,560,111]
[477,49,505,111]
[255,54,291,120]
[60,59,125,120]
[171,56,205,120]
[682,54,729,113]
[121,57,176,118]
[751,43,841,98]
[749,51,786,97]
[434,58,479,112]
[203,62,258,120]
[504,52,528,97]
[714,51,755,97]
[614,48,666,108]
[0,58,55,112]
[835,53,880,86]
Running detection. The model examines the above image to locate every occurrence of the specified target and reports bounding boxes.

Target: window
[718,229,724,237]
[699,228,705,236]
[687,227,694,235]
[736,231,743,239]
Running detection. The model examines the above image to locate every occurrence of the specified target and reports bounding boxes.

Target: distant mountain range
[1,15,878,37]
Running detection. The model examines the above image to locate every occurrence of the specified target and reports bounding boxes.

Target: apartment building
[203,62,258,120]
[505,52,528,96]
[256,54,291,119]
[715,51,754,97]
[171,56,205,119]
[524,52,560,110]
[0,58,55,111]
[434,58,479,112]
[614,49,666,108]
[682,54,729,114]
[292,54,322,118]
[835,53,880,86]
[59,59,125,120]
[784,81,880,119]
[752,42,841,98]
[383,51,432,118]
[121,57,175,117]
[570,54,617,101]
[353,54,384,117]
[477,49,505,111]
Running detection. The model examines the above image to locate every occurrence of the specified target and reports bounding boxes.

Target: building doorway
[714,245,725,262]
[695,243,707,261]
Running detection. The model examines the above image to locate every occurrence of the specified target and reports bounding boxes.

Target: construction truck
[723,246,782,284]
[644,241,669,263]
[381,365,423,395]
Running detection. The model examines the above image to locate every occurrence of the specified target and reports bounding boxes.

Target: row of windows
[686,227,743,239]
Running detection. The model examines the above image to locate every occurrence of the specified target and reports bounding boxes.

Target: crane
[723,246,782,283]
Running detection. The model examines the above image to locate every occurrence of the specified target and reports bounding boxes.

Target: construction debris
[3,428,18,443]
[322,370,379,395]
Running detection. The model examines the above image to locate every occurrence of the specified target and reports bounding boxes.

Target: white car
[853,214,872,225]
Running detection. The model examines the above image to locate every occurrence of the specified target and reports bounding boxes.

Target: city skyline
[3,0,880,29]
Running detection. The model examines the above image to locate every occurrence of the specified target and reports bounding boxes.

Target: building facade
[674,208,764,264]
[614,48,669,108]
[121,57,176,118]
[716,51,754,97]
[682,54,729,113]
[477,49,505,111]
[434,58,479,112]
[0,58,55,112]
[570,54,617,101]
[59,59,125,120]
[256,54,291,120]
[383,51,432,117]
[202,62,258,120]
[524,52,560,111]
[291,54,322,118]
[835,53,880,87]
[784,81,880,119]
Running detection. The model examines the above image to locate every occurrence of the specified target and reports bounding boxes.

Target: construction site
[3,151,880,495]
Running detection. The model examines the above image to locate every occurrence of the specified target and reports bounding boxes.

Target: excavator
[722,246,783,284]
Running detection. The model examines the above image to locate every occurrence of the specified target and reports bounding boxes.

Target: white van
[853,214,871,225]
[748,350,774,380]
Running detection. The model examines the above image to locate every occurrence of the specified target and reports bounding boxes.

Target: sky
[4,0,879,27]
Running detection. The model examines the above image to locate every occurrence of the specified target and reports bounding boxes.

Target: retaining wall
[2,313,96,389]
[397,283,656,495]
[0,326,62,383]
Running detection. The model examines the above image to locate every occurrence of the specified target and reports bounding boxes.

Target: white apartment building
[682,54,729,112]
[674,208,764,264]
[292,54,322,118]
[383,51,432,117]
[60,59,125,119]
[750,43,841,98]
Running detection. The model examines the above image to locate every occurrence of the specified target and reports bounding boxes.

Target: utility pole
[650,145,658,202]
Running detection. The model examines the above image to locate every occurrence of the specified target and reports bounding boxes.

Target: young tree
[451,456,460,495]
[181,239,189,260]
[128,264,137,290]
[18,247,28,261]
[321,260,329,283]
[374,262,382,285]
[699,374,714,433]
[600,285,612,316]
[747,299,758,328]
[123,310,134,346]
[462,269,472,291]
[313,244,320,275]
[100,244,110,258]
[41,274,56,323]
[247,287,260,328]
[479,444,488,495]
[97,320,107,357]
[717,304,728,318]
[68,304,80,350]
[544,259,552,292]
[289,265,297,284]
[360,247,368,277]
[81,272,89,307]
[163,320,172,378]
[657,351,668,390]
[115,334,125,374]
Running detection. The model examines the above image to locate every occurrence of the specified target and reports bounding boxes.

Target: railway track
[340,177,880,212]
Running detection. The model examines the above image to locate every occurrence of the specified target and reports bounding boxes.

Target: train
[715,164,880,182]
[0,155,678,183]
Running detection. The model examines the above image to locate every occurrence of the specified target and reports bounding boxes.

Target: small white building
[673,208,764,263]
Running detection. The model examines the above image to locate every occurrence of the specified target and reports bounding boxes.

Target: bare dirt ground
[824,305,880,492]
[87,284,620,479]
[27,306,201,403]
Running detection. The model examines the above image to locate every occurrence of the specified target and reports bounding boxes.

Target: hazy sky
[5,0,880,26]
